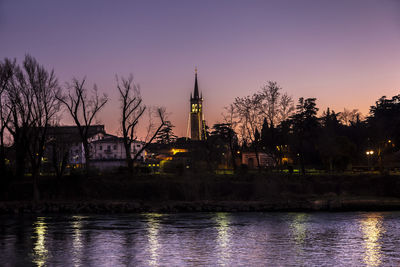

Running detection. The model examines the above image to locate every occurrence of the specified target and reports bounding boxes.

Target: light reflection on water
[71,215,86,267]
[360,214,384,267]
[1,212,400,266]
[32,217,48,267]
[290,213,308,245]
[144,213,163,266]
[289,212,309,265]
[215,212,231,266]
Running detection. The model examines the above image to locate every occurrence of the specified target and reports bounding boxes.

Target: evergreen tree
[289,97,320,174]
[155,121,177,144]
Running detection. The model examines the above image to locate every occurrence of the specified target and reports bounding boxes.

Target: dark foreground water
[1,212,400,266]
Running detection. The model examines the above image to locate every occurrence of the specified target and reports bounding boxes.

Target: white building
[241,151,275,168]
[91,135,145,160]
[46,125,145,170]
[91,135,145,170]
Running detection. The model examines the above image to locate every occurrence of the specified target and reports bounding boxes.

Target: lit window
[192,104,198,112]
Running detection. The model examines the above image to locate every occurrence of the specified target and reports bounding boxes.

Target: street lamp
[366,150,374,171]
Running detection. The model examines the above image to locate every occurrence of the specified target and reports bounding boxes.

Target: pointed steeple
[193,67,199,99]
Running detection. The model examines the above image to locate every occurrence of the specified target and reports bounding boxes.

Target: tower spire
[193,67,199,99]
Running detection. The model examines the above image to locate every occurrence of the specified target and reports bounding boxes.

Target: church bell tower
[190,68,206,140]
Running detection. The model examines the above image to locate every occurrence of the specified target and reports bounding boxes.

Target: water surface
[1,212,400,266]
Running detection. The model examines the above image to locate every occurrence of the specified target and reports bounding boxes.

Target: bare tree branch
[57,77,108,174]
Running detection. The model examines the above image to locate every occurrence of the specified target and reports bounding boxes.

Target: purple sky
[1,0,399,137]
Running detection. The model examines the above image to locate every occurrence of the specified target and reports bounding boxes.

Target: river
[1,212,400,266]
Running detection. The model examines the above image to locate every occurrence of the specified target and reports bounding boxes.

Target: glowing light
[360,214,385,267]
[191,104,198,113]
[32,217,48,267]
[366,150,374,155]
[171,148,188,155]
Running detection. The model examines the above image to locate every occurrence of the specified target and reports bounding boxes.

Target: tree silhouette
[6,55,61,200]
[233,93,264,168]
[289,97,320,175]
[0,58,15,174]
[156,121,177,144]
[210,123,239,169]
[117,75,166,172]
[259,81,294,126]
[367,95,400,172]
[57,78,108,175]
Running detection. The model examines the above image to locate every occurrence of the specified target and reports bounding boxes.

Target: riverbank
[1,172,400,213]
[2,197,400,214]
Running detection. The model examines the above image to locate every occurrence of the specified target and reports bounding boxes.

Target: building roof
[47,125,105,136]
[46,125,105,143]
[193,70,199,99]
[92,135,123,144]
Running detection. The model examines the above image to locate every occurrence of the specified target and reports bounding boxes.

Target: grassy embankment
[1,172,400,213]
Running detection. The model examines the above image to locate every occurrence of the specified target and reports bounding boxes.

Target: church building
[189,69,206,140]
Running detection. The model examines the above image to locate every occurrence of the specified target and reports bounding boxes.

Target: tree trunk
[228,137,237,170]
[15,143,26,178]
[300,153,305,175]
[123,142,133,173]
[32,168,40,202]
[83,142,90,176]
[0,145,5,175]
[254,143,261,172]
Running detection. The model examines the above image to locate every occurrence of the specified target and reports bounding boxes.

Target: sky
[1,0,399,137]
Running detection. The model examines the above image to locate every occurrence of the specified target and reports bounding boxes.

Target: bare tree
[0,58,15,174]
[231,81,294,170]
[117,75,145,172]
[5,55,61,200]
[46,126,71,179]
[339,108,363,126]
[279,93,295,122]
[259,81,294,127]
[57,78,108,174]
[135,107,167,160]
[117,75,166,172]
[233,93,264,169]
[222,104,239,169]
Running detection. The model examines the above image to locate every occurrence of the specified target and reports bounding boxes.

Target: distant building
[189,68,207,140]
[91,135,145,170]
[146,142,190,173]
[46,125,106,168]
[44,125,145,171]
[241,152,275,169]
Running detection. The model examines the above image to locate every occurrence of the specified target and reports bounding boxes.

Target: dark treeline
[1,55,400,184]
[0,55,168,200]
[196,82,399,175]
